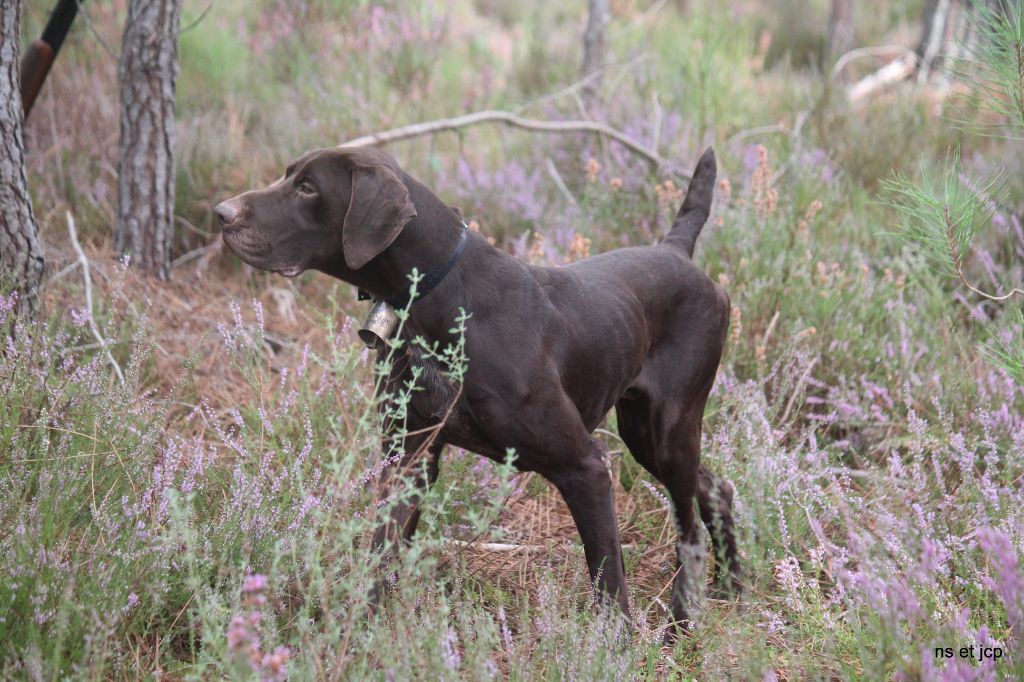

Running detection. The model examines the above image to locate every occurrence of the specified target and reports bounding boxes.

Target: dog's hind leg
[697,465,742,598]
[616,387,739,640]
[652,403,705,638]
[616,396,741,599]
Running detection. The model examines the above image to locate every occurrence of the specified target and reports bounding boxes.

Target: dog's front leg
[367,435,443,607]
[548,441,631,619]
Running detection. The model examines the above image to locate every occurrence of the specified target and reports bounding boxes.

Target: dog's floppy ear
[342,164,417,270]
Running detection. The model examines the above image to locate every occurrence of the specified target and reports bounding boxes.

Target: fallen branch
[444,539,636,553]
[831,44,916,80]
[847,53,918,102]
[66,211,125,384]
[445,540,545,553]
[341,109,687,179]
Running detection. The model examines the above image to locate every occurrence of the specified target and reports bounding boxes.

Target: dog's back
[520,149,725,432]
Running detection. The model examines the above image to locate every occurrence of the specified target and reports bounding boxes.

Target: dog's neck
[317,172,469,332]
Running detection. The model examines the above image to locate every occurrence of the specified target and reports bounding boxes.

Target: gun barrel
[19,41,55,117]
[41,0,81,54]
[18,0,82,118]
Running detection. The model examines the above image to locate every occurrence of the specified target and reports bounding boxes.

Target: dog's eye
[297,181,317,197]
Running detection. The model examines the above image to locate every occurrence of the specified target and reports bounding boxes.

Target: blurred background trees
[3,0,1018,297]
[115,0,182,279]
[0,0,43,317]
[827,0,854,73]
[581,0,609,105]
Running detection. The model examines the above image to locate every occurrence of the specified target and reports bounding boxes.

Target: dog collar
[358,222,469,309]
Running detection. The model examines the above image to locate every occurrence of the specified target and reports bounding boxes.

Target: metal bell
[358,300,399,350]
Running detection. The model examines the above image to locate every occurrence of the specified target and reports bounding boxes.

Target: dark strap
[358,224,469,309]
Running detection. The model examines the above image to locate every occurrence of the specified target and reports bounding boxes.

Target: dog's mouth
[222,228,268,254]
[275,266,304,278]
[222,229,304,278]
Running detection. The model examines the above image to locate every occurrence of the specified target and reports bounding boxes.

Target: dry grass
[39,239,353,419]
[444,463,712,632]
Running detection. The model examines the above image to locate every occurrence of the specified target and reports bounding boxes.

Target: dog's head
[215,147,417,276]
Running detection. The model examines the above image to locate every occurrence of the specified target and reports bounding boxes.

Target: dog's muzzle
[358,300,400,350]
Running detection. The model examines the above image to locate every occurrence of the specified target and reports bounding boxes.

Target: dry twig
[944,207,1024,301]
[341,110,687,179]
[831,44,917,80]
[847,53,918,102]
[66,211,125,383]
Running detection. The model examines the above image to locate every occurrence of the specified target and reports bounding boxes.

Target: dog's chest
[378,344,454,416]
[376,342,507,460]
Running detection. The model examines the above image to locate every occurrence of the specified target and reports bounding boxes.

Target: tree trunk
[827,0,855,75]
[581,0,609,104]
[915,0,1008,84]
[0,0,44,317]
[849,0,1008,101]
[916,0,959,82]
[115,0,181,280]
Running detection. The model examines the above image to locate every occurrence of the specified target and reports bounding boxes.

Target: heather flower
[227,614,256,654]
[978,528,1024,638]
[527,232,546,264]
[751,144,778,218]
[70,307,91,328]
[729,304,742,344]
[227,574,290,680]
[497,605,514,655]
[654,179,683,211]
[252,298,265,336]
[774,556,807,612]
[243,574,270,594]
[718,177,732,203]
[260,646,291,681]
[639,479,670,510]
[565,233,591,263]
[441,627,462,671]
[758,608,785,634]
[0,290,18,326]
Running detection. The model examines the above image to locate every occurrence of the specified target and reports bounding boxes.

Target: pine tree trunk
[115,0,181,280]
[915,0,1007,84]
[827,0,855,75]
[0,0,44,317]
[916,0,959,82]
[581,0,609,104]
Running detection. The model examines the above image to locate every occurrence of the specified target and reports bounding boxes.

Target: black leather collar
[358,223,469,309]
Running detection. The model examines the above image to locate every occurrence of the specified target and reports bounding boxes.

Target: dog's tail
[665,147,716,258]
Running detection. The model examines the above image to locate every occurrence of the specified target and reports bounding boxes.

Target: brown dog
[216,146,739,636]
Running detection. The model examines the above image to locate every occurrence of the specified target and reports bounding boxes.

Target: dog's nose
[215,198,242,227]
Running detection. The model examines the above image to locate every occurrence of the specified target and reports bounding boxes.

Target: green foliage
[981,309,1024,383]
[888,0,1024,399]
[959,0,1024,135]
[884,147,996,281]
